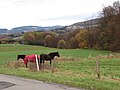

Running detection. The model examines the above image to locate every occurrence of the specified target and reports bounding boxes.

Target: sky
[0,0,117,29]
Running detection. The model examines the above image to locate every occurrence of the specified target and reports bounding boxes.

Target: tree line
[22,1,120,52]
[98,1,120,51]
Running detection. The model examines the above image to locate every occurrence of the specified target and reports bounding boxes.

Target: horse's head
[17,55,26,60]
[51,52,60,57]
[17,55,19,60]
[56,52,60,57]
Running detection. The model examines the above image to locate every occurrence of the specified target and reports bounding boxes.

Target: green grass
[0,44,111,64]
[0,44,120,90]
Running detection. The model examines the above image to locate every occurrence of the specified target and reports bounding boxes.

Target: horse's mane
[49,52,58,55]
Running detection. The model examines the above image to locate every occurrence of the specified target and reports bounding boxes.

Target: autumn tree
[23,32,34,44]
[44,33,58,47]
[57,39,67,49]
[68,37,78,49]
[23,32,45,45]
[98,1,120,51]
[75,29,88,48]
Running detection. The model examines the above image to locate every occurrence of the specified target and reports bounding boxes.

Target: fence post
[35,55,39,71]
[96,57,100,79]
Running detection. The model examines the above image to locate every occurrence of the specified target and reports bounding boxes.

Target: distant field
[0,44,111,64]
[0,44,120,90]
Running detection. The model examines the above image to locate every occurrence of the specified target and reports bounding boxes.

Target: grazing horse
[40,52,60,66]
[17,54,39,68]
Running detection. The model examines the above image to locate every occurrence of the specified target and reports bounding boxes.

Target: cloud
[0,0,116,29]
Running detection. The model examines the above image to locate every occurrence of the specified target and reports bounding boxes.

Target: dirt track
[0,74,83,90]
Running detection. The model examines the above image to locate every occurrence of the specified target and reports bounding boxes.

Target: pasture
[0,44,120,90]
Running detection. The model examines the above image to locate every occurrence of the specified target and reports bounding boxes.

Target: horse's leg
[39,63,42,70]
[50,59,52,66]
[43,60,45,70]
[26,63,28,68]
[40,58,42,63]
[39,58,42,70]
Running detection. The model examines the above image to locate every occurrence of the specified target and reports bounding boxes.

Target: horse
[40,52,60,66]
[17,54,39,68]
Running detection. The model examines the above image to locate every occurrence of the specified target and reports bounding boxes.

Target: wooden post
[35,55,39,71]
[96,59,100,79]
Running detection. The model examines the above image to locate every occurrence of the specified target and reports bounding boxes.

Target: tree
[44,33,58,48]
[44,35,52,47]
[75,29,88,48]
[57,39,67,49]
[68,37,78,49]
[98,1,120,51]
[23,32,58,46]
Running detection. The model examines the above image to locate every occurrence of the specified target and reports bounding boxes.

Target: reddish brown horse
[17,54,39,68]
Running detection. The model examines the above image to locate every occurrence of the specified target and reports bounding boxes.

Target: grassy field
[0,44,120,90]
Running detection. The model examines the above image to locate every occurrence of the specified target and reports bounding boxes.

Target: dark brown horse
[40,52,60,66]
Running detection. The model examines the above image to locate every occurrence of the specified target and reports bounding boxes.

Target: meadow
[0,44,120,90]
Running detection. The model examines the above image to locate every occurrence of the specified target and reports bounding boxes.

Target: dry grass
[28,62,38,71]
[55,57,82,62]
[4,60,58,72]
[88,53,120,60]
[5,60,24,68]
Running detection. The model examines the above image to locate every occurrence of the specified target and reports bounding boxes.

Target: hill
[66,18,100,30]
[0,29,8,34]
[0,18,99,34]
[8,26,64,34]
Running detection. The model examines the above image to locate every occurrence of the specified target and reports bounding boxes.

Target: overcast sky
[0,0,116,29]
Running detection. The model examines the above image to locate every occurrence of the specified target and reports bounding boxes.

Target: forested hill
[0,29,8,34]
[0,18,99,34]
[66,18,99,30]
[0,25,64,34]
[8,26,64,34]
